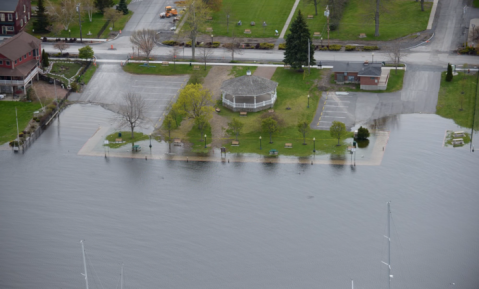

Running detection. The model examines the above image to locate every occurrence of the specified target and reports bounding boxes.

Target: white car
[0,94,5,99]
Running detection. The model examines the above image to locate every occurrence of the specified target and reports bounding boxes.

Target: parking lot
[75,64,189,131]
[314,91,357,131]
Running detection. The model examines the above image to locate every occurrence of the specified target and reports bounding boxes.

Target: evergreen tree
[33,0,50,33]
[41,49,49,69]
[446,63,453,82]
[116,0,129,15]
[95,0,114,14]
[283,10,315,70]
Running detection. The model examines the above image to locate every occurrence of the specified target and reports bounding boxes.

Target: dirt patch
[32,81,69,101]
[253,67,276,79]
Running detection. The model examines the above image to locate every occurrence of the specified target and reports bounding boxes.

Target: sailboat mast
[388,201,391,289]
[80,240,89,289]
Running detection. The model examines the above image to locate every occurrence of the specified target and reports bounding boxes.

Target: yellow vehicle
[165,6,178,18]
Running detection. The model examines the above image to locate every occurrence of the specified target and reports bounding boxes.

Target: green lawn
[337,70,405,93]
[228,66,257,77]
[123,63,211,77]
[50,62,83,79]
[186,123,212,153]
[206,0,295,38]
[26,11,133,39]
[436,71,477,129]
[474,0,479,8]
[214,68,353,156]
[80,63,98,84]
[105,131,149,149]
[0,102,42,145]
[289,0,432,41]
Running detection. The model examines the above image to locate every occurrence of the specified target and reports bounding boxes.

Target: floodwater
[1,104,479,289]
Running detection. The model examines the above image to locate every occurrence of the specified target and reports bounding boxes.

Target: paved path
[253,67,277,79]
[279,0,300,39]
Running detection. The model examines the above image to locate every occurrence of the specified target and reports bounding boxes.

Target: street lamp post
[149,133,152,148]
[76,4,82,43]
[69,29,71,38]
[372,52,374,63]
[204,134,207,148]
[320,37,323,48]
[307,94,310,108]
[259,136,262,150]
[313,137,316,152]
[472,24,476,43]
[211,34,214,44]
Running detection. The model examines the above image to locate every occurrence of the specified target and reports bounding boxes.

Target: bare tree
[183,0,210,59]
[387,41,407,74]
[80,0,95,22]
[130,29,159,65]
[198,46,215,70]
[170,45,181,70]
[117,92,147,138]
[420,0,424,11]
[49,22,64,36]
[104,8,122,29]
[54,41,70,55]
[46,0,77,30]
[224,32,242,62]
[223,3,233,33]
[305,0,318,15]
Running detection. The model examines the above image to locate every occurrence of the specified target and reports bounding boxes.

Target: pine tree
[33,0,50,33]
[116,0,129,15]
[41,49,49,69]
[95,0,114,14]
[446,63,453,82]
[283,10,315,70]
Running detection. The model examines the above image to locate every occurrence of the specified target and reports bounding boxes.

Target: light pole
[259,136,262,150]
[372,52,374,63]
[69,29,71,38]
[320,37,323,48]
[211,34,213,44]
[313,137,316,152]
[76,4,82,43]
[149,133,152,148]
[472,24,476,42]
[307,94,310,108]
[204,134,207,148]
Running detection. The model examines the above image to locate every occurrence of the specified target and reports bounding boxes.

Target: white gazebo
[220,73,278,112]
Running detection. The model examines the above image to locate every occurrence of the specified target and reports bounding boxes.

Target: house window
[8,14,12,21]
[29,52,31,56]
[6,60,10,65]
[348,76,355,82]
[0,60,3,65]
[24,5,26,12]
[1,14,4,22]
[20,19,23,27]
[14,60,17,64]
[6,26,13,31]
[15,12,18,20]
[370,77,375,80]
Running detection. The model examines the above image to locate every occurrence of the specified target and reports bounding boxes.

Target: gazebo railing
[223,93,277,109]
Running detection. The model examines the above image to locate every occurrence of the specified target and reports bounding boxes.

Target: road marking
[321,116,346,118]
[323,111,347,113]
[325,105,346,107]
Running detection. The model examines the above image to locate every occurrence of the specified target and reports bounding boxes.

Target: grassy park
[216,68,353,156]
[436,71,478,129]
[208,0,295,38]
[104,131,149,149]
[0,102,42,145]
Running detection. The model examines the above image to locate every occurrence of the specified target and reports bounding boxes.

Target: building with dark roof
[221,71,279,112]
[0,0,31,36]
[0,31,41,95]
[333,61,390,90]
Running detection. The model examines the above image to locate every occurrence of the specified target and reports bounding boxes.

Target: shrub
[328,45,342,51]
[459,46,476,54]
[320,46,328,51]
[19,133,24,138]
[278,43,286,50]
[328,0,349,31]
[259,43,274,50]
[184,41,192,47]
[47,103,56,110]
[345,45,356,51]
[70,82,79,92]
[355,126,370,140]
[446,63,453,82]
[188,72,203,84]
[363,46,379,51]
[211,41,220,48]
[9,140,21,147]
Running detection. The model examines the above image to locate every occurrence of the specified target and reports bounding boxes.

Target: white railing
[222,93,277,109]
[0,66,39,86]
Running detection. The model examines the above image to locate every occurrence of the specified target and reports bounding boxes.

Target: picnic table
[240,111,247,116]
[132,145,141,152]
[232,141,239,146]
[285,143,292,148]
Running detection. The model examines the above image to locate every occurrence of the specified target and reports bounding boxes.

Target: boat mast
[381,202,392,289]
[80,240,89,289]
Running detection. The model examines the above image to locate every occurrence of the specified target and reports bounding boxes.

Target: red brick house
[333,61,389,90]
[0,0,31,36]
[0,31,41,95]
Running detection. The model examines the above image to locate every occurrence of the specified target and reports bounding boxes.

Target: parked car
[0,94,5,99]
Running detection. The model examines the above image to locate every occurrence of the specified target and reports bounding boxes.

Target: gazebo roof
[221,75,278,96]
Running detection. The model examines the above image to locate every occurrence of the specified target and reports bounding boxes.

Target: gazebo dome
[221,75,278,112]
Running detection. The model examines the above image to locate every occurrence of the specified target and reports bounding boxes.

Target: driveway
[77,64,189,131]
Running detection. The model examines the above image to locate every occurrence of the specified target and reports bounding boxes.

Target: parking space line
[323,111,347,113]
[321,116,346,118]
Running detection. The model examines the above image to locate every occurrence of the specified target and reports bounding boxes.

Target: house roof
[221,75,278,96]
[0,0,18,12]
[0,59,37,77]
[333,62,382,77]
[0,32,41,61]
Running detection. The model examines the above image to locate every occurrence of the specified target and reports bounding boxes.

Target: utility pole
[76,4,82,43]
[308,38,310,74]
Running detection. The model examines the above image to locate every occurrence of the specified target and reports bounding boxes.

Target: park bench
[207,16,212,20]
[232,141,239,146]
[193,65,200,70]
[268,109,274,113]
[285,143,292,148]
[284,65,291,69]
[452,139,464,146]
[174,138,182,146]
[269,149,278,156]
[132,145,141,152]
[314,32,321,37]
[453,131,465,138]
[244,29,251,34]
[359,33,367,38]
[162,61,169,66]
[206,27,213,32]
[308,15,314,19]
[240,111,247,116]
[115,138,122,143]
[215,107,221,112]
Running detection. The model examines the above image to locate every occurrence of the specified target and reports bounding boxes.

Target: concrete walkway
[274,0,301,49]
[427,0,439,30]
